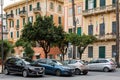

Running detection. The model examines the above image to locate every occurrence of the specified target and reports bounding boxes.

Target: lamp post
[72,0,76,59]
[116,0,119,67]
[0,0,4,73]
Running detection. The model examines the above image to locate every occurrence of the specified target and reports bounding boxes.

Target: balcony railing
[83,4,116,16]
[33,7,41,13]
[19,10,26,17]
[7,14,14,20]
[95,33,116,41]
[16,25,19,30]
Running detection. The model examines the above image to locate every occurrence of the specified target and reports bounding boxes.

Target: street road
[0,69,120,80]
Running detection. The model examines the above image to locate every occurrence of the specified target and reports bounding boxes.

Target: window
[17,19,19,26]
[23,18,25,26]
[11,10,13,14]
[7,58,16,64]
[100,23,105,36]
[18,8,20,14]
[23,7,25,11]
[58,17,61,24]
[88,24,93,35]
[10,32,13,38]
[58,5,62,12]
[88,46,93,58]
[37,2,40,8]
[69,28,72,33]
[38,59,46,64]
[29,4,32,11]
[78,6,81,14]
[112,45,116,57]
[69,8,72,16]
[17,31,19,38]
[88,0,94,9]
[100,0,106,7]
[28,16,33,23]
[86,0,96,10]
[10,20,14,27]
[69,0,72,2]
[112,21,116,35]
[112,0,116,4]
[77,27,81,35]
[16,9,17,15]
[50,2,54,9]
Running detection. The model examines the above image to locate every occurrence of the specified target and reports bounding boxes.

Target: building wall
[82,0,119,61]
[4,0,64,59]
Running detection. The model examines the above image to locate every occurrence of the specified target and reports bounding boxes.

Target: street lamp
[0,0,4,73]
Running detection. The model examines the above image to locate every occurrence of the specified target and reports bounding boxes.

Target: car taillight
[110,62,114,65]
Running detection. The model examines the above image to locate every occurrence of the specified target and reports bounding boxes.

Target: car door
[14,59,25,74]
[46,60,56,74]
[5,58,17,72]
[88,60,98,70]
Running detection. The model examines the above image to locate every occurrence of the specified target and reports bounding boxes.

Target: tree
[0,40,14,60]
[24,47,34,59]
[15,39,35,58]
[21,16,64,58]
[56,33,69,61]
[68,33,96,59]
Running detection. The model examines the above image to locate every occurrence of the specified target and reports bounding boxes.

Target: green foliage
[68,33,96,59]
[24,47,34,59]
[21,16,65,58]
[0,40,13,60]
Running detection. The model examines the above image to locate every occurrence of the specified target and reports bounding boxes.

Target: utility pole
[46,0,47,15]
[1,0,4,73]
[26,0,28,23]
[72,0,76,59]
[116,0,119,67]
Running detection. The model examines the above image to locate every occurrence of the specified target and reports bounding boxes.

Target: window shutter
[94,0,96,8]
[85,0,88,10]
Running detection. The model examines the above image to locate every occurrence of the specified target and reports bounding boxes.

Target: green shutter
[85,0,88,10]
[112,0,116,4]
[77,27,81,35]
[69,29,72,33]
[94,0,96,8]
[17,31,19,38]
[37,2,40,8]
[99,46,105,58]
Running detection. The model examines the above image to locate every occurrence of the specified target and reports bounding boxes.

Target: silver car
[88,58,117,72]
[63,59,88,75]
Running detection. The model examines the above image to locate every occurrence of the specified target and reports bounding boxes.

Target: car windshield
[22,58,34,65]
[52,60,63,66]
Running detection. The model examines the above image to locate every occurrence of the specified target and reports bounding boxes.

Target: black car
[4,57,45,77]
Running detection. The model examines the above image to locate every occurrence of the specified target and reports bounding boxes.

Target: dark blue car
[35,59,75,76]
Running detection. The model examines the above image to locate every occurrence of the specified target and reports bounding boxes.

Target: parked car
[63,59,88,75]
[88,58,117,72]
[4,57,45,77]
[35,59,75,76]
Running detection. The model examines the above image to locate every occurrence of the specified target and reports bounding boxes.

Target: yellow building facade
[82,0,118,61]
[4,0,64,43]
[64,0,83,59]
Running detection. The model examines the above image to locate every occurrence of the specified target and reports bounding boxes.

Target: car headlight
[29,67,35,70]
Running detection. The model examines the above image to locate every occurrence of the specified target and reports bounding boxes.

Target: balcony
[19,10,26,17]
[33,7,41,14]
[83,4,116,17]
[95,33,116,41]
[7,14,14,20]
[16,25,19,30]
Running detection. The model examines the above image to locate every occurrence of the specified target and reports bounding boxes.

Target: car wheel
[103,67,109,72]
[4,68,9,75]
[22,70,28,77]
[75,69,81,75]
[82,71,88,75]
[56,70,61,76]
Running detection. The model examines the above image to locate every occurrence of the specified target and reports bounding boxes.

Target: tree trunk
[62,54,65,61]
[79,53,82,59]
[45,53,48,58]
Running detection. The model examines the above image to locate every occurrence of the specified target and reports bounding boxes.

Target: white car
[88,58,117,72]
[63,59,88,75]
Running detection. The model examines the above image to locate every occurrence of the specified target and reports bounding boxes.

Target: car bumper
[28,70,45,76]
